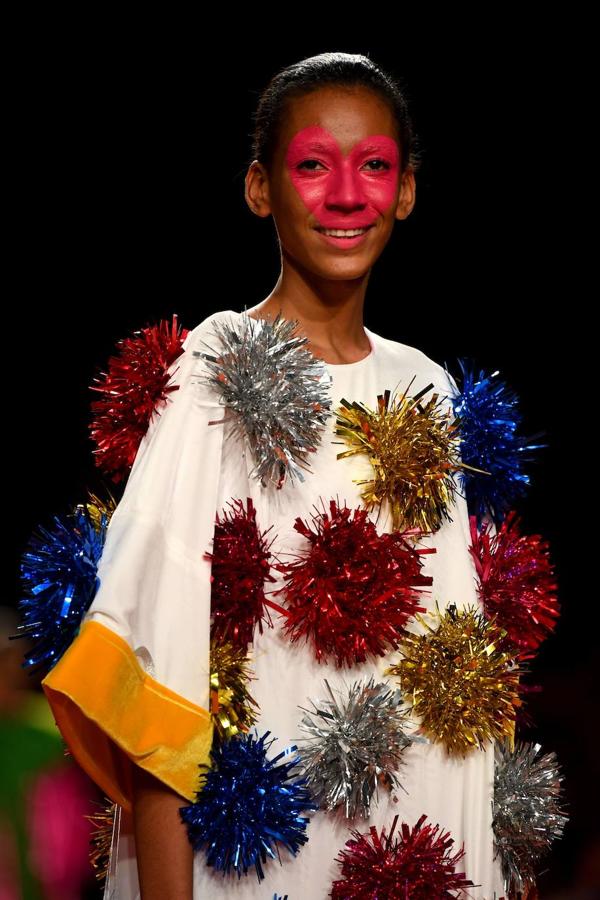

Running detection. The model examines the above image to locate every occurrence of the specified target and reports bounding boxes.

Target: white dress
[42,308,507,899]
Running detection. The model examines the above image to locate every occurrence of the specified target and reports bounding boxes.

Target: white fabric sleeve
[85,313,225,708]
[41,311,226,813]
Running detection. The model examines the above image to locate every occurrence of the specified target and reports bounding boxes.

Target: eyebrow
[304,140,392,155]
[304,141,335,153]
[357,142,393,154]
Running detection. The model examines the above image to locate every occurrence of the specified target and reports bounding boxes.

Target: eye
[363,158,392,172]
[297,159,326,171]
[296,158,391,173]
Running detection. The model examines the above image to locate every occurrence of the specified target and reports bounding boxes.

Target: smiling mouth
[314,225,374,237]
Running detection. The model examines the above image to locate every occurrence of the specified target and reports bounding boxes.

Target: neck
[245,258,372,365]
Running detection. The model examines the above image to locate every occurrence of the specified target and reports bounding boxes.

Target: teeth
[319,227,369,237]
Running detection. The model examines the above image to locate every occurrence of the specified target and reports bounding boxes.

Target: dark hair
[248,51,422,176]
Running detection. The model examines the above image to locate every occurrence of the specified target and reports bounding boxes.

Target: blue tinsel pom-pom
[445,358,547,527]
[179,729,317,881]
[14,501,109,675]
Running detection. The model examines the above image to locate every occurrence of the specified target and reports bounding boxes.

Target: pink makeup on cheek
[285,125,400,229]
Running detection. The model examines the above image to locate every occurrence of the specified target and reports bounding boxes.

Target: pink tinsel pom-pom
[469,510,560,659]
[331,812,475,898]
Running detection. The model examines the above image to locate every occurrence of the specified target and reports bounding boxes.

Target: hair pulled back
[249,51,422,176]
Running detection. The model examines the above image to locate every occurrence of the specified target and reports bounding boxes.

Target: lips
[314,225,374,249]
[314,224,375,234]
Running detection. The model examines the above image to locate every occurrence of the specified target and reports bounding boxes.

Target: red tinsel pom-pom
[331,812,474,899]
[469,510,559,659]
[89,314,189,483]
[205,497,278,649]
[272,498,433,668]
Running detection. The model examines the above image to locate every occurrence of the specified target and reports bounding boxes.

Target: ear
[395,166,416,221]
[244,160,272,219]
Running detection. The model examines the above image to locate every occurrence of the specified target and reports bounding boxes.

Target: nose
[324,160,367,210]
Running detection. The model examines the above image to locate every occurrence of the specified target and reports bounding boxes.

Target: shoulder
[168,310,242,386]
[181,309,241,354]
[370,329,460,398]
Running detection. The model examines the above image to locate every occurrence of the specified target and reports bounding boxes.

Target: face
[245,86,416,280]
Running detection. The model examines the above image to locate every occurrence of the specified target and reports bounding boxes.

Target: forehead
[279,86,399,155]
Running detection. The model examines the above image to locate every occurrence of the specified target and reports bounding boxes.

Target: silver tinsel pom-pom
[194,310,333,489]
[296,677,417,819]
[493,738,569,895]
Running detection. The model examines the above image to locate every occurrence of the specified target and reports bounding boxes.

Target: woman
[42,52,508,898]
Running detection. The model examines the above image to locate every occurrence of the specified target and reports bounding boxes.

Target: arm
[131,762,193,899]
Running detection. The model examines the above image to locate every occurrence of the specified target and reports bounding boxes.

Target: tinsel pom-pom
[469,510,560,659]
[334,383,465,533]
[193,310,333,489]
[205,497,278,648]
[297,677,415,818]
[79,491,117,531]
[84,797,118,885]
[179,729,317,881]
[14,492,114,675]
[272,498,432,667]
[331,812,474,898]
[89,314,189,483]
[445,359,548,527]
[210,638,260,742]
[493,739,568,896]
[386,603,522,755]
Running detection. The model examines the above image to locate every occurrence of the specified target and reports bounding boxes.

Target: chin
[312,258,374,281]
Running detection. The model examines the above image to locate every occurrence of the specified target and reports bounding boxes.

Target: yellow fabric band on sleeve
[41,618,213,815]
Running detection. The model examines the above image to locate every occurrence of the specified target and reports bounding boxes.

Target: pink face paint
[284,125,400,234]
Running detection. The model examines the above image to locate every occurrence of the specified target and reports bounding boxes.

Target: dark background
[9,21,597,899]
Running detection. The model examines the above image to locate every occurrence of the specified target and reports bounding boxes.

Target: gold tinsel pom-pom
[210,639,260,742]
[75,489,118,532]
[84,796,118,884]
[334,382,467,534]
[385,603,522,756]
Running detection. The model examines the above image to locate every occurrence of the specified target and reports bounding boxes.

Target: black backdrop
[10,26,597,899]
